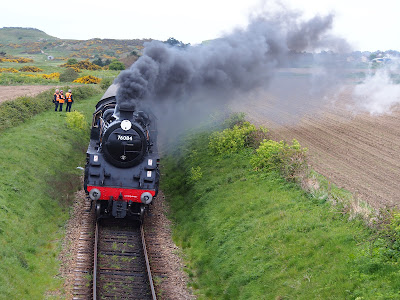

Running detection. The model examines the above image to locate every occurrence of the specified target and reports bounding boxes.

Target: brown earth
[233,83,400,210]
[0,85,57,103]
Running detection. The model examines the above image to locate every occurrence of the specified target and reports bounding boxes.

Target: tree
[164,37,190,48]
[92,57,104,67]
[165,37,180,46]
[67,58,78,65]
[369,53,377,61]
[59,68,79,82]
[108,59,125,70]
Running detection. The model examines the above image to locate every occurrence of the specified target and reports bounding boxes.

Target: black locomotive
[84,84,160,220]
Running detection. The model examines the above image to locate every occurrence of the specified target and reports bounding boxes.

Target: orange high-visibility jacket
[66,92,73,102]
[59,94,65,104]
[54,93,60,102]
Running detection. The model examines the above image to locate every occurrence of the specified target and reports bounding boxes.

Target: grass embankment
[162,119,400,299]
[0,88,101,299]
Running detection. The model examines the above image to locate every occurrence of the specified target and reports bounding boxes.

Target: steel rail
[141,224,157,300]
[92,220,99,300]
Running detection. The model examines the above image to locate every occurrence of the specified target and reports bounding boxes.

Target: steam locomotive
[84,84,160,220]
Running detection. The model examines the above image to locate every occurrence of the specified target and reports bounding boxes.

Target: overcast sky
[1,0,399,51]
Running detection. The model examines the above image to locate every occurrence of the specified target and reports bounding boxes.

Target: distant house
[47,55,54,60]
[372,57,391,64]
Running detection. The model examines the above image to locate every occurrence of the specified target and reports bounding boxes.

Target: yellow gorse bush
[0,57,33,63]
[103,55,116,60]
[0,68,19,73]
[73,75,101,84]
[68,66,81,73]
[19,66,44,72]
[17,73,60,80]
[62,59,101,71]
[75,60,101,70]
[42,73,60,80]
[0,58,18,63]
[19,58,34,63]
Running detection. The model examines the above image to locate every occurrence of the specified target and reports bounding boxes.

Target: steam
[114,8,350,135]
[117,11,348,103]
[287,14,349,53]
[352,63,400,115]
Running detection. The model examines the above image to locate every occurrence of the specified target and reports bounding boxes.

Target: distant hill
[0,27,58,44]
[0,27,150,61]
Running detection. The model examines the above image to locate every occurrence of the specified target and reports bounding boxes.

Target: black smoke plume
[115,9,350,131]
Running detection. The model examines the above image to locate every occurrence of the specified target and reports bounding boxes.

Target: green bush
[209,122,257,155]
[223,112,246,128]
[189,166,203,183]
[66,58,78,65]
[66,111,87,131]
[372,209,400,261]
[108,59,125,70]
[71,85,101,101]
[251,139,308,181]
[59,67,79,82]
[92,58,112,67]
[92,57,104,67]
[100,77,114,90]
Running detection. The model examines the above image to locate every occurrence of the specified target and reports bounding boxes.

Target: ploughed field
[234,77,400,209]
[0,85,57,103]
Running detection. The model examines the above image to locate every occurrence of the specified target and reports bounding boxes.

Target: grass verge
[162,120,400,299]
[0,92,101,299]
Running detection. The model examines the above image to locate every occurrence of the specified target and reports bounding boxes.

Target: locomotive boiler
[84,84,160,220]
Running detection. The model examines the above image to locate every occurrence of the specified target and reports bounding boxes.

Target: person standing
[58,90,65,111]
[53,89,60,111]
[65,89,74,112]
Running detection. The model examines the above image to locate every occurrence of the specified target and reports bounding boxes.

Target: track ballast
[93,218,156,299]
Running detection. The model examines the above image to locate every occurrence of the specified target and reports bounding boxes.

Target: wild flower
[73,75,101,84]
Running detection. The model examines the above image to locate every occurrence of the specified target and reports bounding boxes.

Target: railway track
[93,218,156,300]
[71,200,156,299]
